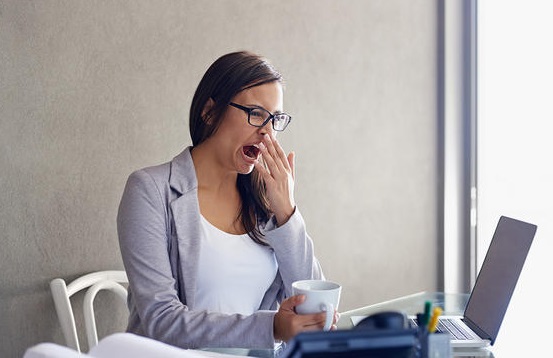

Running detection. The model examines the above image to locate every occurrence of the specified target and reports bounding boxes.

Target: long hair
[189,51,283,245]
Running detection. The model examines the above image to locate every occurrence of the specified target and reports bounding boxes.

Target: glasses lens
[273,114,291,131]
[248,108,270,126]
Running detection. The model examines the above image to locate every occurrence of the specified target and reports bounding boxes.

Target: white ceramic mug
[292,279,342,331]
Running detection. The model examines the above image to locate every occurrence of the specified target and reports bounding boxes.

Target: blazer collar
[169,146,198,195]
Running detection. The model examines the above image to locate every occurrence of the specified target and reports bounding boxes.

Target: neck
[191,143,238,194]
[191,143,244,234]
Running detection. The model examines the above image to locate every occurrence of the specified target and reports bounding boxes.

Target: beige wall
[0,1,439,356]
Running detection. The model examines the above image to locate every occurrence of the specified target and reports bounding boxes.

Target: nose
[258,119,275,136]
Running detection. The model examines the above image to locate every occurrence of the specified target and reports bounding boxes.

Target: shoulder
[124,147,196,195]
[125,161,171,195]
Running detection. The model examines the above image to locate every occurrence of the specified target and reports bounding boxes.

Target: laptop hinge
[463,317,494,344]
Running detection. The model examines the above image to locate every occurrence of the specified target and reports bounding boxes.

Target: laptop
[410,215,537,348]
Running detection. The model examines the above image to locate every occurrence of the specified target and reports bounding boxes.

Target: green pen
[422,300,432,328]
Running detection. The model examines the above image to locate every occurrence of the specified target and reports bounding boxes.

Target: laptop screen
[464,216,537,344]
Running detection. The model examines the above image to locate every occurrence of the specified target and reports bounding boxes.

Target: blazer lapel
[169,147,201,309]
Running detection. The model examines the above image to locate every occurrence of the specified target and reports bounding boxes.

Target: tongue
[243,145,259,159]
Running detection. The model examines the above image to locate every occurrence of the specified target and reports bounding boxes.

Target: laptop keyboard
[436,319,475,340]
[410,317,477,340]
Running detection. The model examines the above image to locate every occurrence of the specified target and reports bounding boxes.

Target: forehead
[233,82,283,110]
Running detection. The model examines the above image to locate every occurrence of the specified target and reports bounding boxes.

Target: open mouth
[243,145,260,159]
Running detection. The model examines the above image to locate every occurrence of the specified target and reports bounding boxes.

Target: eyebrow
[244,104,284,114]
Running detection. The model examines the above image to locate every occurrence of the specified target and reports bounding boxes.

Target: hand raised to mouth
[254,133,296,226]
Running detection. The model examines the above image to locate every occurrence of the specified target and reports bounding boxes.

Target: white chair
[50,270,129,353]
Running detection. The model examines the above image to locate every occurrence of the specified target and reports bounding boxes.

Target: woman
[117,51,333,349]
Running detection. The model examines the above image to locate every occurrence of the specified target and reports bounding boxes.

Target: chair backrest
[50,270,129,353]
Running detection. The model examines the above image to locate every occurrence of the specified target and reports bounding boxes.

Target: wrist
[273,311,283,341]
[275,206,295,227]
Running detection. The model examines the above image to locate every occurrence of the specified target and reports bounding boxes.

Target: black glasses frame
[229,102,292,131]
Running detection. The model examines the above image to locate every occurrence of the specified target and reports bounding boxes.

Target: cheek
[220,113,249,133]
[213,117,240,138]
[215,123,253,149]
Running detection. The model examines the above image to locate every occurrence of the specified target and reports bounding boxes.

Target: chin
[238,165,255,175]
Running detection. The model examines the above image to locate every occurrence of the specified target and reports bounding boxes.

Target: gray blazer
[117,147,324,349]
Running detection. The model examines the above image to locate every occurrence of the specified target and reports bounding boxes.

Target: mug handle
[320,302,334,331]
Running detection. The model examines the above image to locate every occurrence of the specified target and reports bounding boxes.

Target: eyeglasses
[229,102,292,132]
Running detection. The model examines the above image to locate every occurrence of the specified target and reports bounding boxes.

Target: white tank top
[194,215,278,315]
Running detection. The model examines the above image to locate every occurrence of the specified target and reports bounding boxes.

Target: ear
[201,98,215,124]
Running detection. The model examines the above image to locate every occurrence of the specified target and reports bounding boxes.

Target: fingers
[259,133,290,176]
[269,134,291,171]
[299,312,328,330]
[274,296,330,341]
[264,132,288,165]
[255,133,296,225]
[294,310,339,331]
[329,311,340,331]
[299,311,339,330]
[287,151,295,180]
[284,295,330,330]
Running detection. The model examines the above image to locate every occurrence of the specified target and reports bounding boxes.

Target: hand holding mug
[273,293,340,342]
[292,280,342,331]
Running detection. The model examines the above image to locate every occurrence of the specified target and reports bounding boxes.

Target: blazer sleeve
[117,169,276,349]
[261,209,325,298]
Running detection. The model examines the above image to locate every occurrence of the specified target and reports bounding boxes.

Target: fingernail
[259,142,266,150]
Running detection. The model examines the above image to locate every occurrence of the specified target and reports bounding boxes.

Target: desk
[337,291,470,330]
[338,292,494,357]
[211,292,500,357]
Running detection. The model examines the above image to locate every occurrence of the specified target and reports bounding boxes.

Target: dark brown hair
[189,51,284,245]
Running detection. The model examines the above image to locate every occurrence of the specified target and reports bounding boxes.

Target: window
[476,2,552,353]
